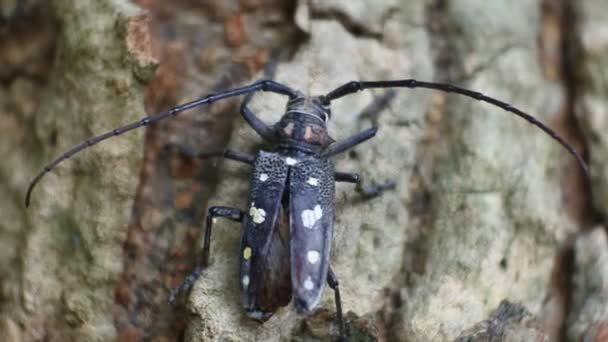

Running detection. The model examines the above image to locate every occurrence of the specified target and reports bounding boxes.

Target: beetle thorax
[276,96,334,152]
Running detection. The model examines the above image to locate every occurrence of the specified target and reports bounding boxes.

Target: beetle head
[276,96,335,150]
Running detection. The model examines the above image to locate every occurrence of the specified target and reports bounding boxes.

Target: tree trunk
[1,0,605,341]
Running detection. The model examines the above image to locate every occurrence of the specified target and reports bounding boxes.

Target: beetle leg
[335,171,395,199]
[327,267,346,341]
[168,206,243,304]
[164,143,255,165]
[223,150,256,164]
[239,50,287,142]
[321,127,378,157]
[334,172,360,183]
[240,92,276,142]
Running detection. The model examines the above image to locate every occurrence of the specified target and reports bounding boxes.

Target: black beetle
[25,78,589,340]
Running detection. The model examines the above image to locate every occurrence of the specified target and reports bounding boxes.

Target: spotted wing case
[289,156,335,312]
[239,151,290,320]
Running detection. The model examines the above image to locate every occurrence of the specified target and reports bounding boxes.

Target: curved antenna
[25,79,298,207]
[322,79,589,177]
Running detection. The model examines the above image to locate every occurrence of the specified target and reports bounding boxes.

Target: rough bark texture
[455,301,550,341]
[565,228,608,341]
[0,0,605,341]
[1,0,154,341]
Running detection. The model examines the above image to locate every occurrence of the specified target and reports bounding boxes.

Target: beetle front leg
[327,267,346,341]
[168,206,243,304]
[335,171,395,199]
[240,92,276,142]
[239,49,285,142]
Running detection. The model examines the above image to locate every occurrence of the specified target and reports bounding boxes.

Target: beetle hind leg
[327,267,346,341]
[168,206,243,304]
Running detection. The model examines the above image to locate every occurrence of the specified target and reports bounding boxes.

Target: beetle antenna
[25,79,298,208]
[322,79,589,177]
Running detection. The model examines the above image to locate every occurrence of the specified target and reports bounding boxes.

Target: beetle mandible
[25,78,589,340]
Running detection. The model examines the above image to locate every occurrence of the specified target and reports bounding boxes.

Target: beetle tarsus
[168,267,205,305]
[357,180,397,199]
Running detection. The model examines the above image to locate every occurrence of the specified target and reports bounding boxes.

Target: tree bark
[0,0,604,341]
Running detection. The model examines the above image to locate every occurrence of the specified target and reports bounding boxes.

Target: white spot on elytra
[249,203,266,224]
[307,177,319,186]
[301,205,323,229]
[307,250,320,264]
[242,275,250,287]
[285,157,298,165]
[259,173,268,182]
[303,276,314,291]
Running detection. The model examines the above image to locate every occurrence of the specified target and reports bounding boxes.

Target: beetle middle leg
[335,172,395,199]
[164,143,255,165]
[168,206,243,304]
